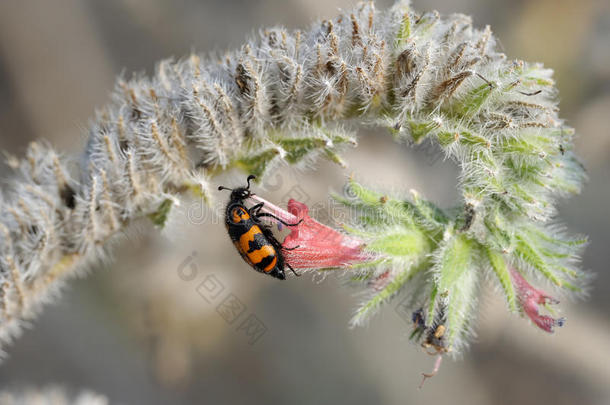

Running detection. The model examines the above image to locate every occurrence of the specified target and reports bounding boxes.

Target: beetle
[218,175,301,280]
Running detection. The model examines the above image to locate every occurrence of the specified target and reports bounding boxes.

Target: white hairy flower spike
[0,386,109,405]
[0,0,586,361]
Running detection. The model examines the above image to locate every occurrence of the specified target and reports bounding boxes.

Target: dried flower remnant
[419,354,443,389]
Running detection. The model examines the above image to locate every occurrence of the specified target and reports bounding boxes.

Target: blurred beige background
[0,0,609,404]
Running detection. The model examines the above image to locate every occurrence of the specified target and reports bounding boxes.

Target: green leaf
[323,149,347,167]
[393,9,411,51]
[347,179,385,205]
[425,285,439,328]
[523,226,587,249]
[351,260,428,326]
[452,83,494,117]
[434,234,478,345]
[276,137,327,164]
[235,147,282,178]
[485,247,518,312]
[436,234,473,291]
[410,190,449,230]
[437,130,490,149]
[148,199,173,228]
[515,235,580,291]
[408,120,439,143]
[335,180,419,226]
[367,228,430,257]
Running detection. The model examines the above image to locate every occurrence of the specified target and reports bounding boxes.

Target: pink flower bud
[510,267,565,333]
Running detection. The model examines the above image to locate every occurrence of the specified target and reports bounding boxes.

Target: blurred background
[0,0,609,404]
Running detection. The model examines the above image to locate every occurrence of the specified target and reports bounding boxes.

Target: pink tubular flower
[250,196,372,270]
[509,267,565,333]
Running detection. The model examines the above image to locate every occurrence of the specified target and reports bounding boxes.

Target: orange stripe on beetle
[264,256,278,272]
[247,245,275,266]
[231,207,250,223]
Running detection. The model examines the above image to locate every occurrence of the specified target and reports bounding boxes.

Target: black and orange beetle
[218,175,301,280]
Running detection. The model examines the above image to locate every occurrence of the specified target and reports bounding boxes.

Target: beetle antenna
[246,174,256,189]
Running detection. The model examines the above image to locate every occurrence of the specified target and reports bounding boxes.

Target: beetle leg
[249,201,303,227]
[249,202,264,215]
[255,212,303,227]
[286,263,301,277]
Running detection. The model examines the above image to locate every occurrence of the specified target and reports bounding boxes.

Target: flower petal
[282,199,372,269]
